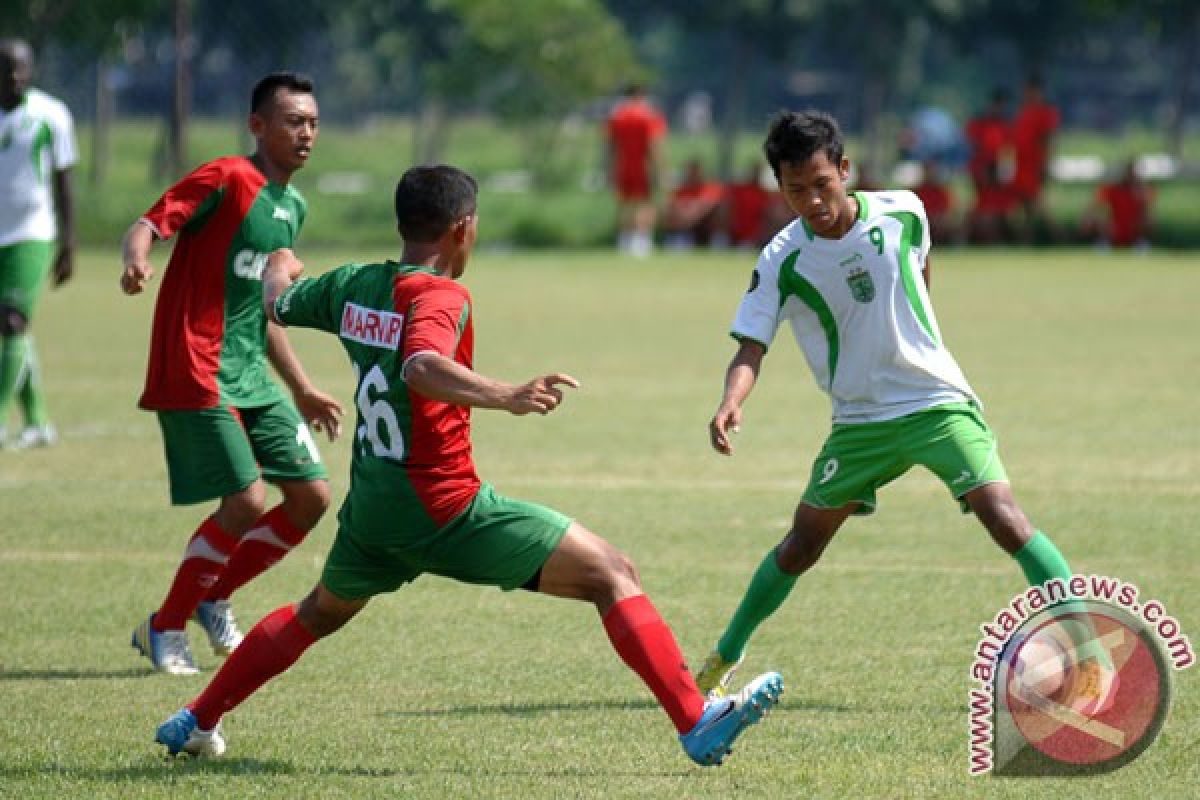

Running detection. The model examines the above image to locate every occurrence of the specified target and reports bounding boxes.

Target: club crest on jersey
[845,266,875,303]
[340,302,404,350]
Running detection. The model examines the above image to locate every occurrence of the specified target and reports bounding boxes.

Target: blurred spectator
[1010,74,1060,242]
[724,163,772,248]
[964,88,1015,243]
[912,161,959,245]
[899,106,968,170]
[1081,159,1153,250]
[663,159,725,249]
[606,83,667,257]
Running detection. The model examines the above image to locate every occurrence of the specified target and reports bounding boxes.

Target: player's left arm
[405,353,579,416]
[262,249,344,440]
[51,166,75,286]
[924,254,932,291]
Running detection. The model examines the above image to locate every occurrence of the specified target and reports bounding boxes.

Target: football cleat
[156,708,226,757]
[193,600,244,656]
[680,671,783,766]
[1062,657,1120,717]
[131,614,199,675]
[694,649,744,699]
[12,424,57,450]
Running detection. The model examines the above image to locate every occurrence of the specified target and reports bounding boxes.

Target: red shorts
[614,167,652,201]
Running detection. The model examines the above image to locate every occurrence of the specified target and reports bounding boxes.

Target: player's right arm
[119,220,157,295]
[119,159,227,295]
[710,339,766,456]
[404,354,579,416]
[712,246,784,455]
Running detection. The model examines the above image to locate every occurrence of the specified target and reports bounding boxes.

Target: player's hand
[52,244,75,287]
[506,373,580,416]
[709,402,742,456]
[294,387,344,441]
[267,248,304,282]
[120,260,154,295]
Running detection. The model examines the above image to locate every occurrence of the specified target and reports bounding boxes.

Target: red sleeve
[403,285,471,361]
[140,159,229,240]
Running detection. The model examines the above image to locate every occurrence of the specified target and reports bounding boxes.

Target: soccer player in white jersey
[0,39,75,449]
[693,110,1117,716]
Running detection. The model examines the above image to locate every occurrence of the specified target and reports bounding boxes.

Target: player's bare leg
[537,522,782,765]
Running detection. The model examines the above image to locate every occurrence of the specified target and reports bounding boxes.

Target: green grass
[1,247,1197,798]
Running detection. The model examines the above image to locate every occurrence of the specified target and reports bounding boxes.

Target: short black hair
[393,165,478,243]
[763,110,844,181]
[250,71,314,114]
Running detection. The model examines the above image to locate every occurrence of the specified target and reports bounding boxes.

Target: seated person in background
[724,163,772,248]
[912,161,959,244]
[663,159,725,249]
[1081,159,1153,249]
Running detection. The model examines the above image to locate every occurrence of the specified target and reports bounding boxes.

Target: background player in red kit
[1010,75,1060,241]
[120,72,343,675]
[606,84,667,257]
[152,165,783,767]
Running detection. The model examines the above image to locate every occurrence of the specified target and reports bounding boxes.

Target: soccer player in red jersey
[153,165,784,766]
[606,84,667,257]
[120,73,343,676]
[1010,75,1060,241]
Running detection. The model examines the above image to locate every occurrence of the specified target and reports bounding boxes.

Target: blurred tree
[0,0,160,185]
[438,0,640,187]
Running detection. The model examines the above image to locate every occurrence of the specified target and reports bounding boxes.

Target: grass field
[1,246,1197,798]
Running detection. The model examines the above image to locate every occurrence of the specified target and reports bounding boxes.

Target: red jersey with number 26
[275,261,481,531]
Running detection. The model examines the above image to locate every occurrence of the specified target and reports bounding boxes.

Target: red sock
[602,594,706,734]
[154,517,238,630]
[207,506,308,601]
[189,604,316,730]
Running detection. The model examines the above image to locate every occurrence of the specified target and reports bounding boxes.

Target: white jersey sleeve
[730,223,804,349]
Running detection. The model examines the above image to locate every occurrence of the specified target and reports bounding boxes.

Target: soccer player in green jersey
[120,73,343,676]
[0,39,76,449]
[693,111,1117,716]
[154,165,783,767]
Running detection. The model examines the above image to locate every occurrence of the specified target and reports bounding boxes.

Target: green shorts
[0,240,54,319]
[321,483,572,600]
[802,403,1008,515]
[156,400,328,505]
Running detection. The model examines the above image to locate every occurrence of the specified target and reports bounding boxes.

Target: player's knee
[776,529,829,574]
[0,304,28,336]
[217,484,268,534]
[280,479,331,530]
[585,545,642,607]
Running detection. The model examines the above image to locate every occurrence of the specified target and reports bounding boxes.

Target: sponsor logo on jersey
[840,253,864,268]
[273,206,292,222]
[340,302,404,350]
[232,249,268,280]
[846,266,876,303]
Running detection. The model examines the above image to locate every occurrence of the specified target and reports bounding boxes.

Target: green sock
[1012,530,1112,668]
[1013,530,1071,587]
[0,334,29,426]
[716,548,798,662]
[17,336,48,426]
